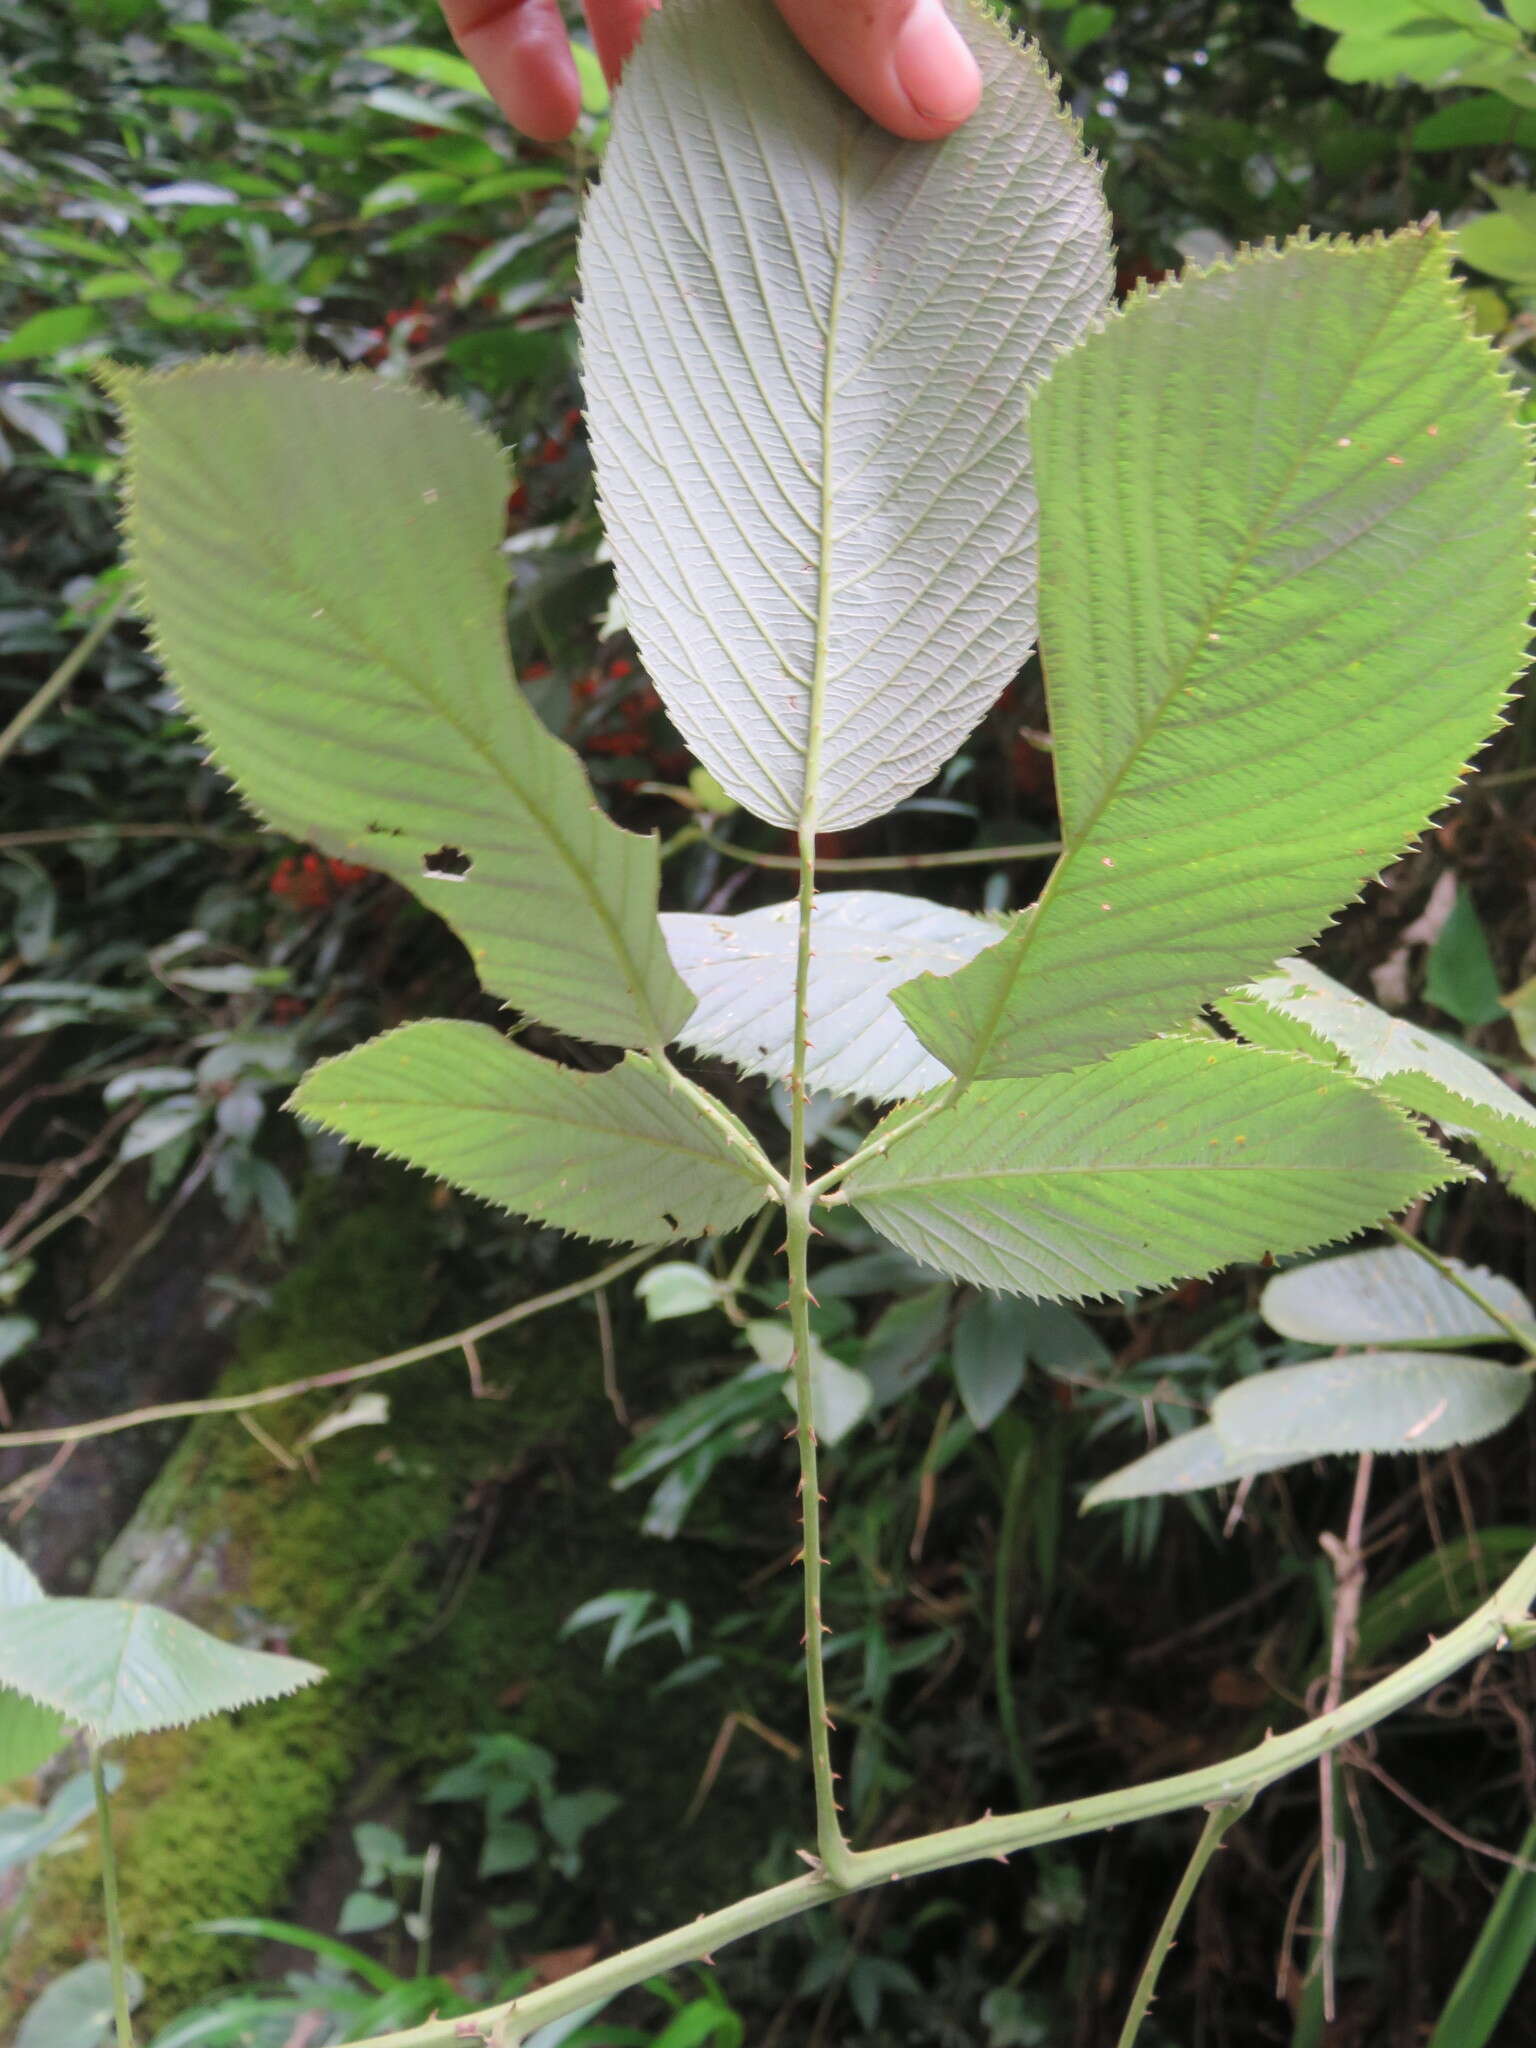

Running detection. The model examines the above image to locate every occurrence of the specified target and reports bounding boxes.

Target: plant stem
[1114,1793,1251,2048]
[91,1744,135,2048]
[0,1246,656,1451]
[993,1438,1037,1807]
[654,1050,787,1203]
[0,590,130,771]
[364,1380,1536,2047]
[1384,1219,1536,1360]
[786,820,854,1886]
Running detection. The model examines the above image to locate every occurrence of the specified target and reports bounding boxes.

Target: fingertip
[892,1,982,134]
[585,0,662,88]
[441,0,582,142]
[774,0,982,145]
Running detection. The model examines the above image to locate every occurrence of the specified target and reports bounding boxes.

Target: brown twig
[0,1245,655,1453]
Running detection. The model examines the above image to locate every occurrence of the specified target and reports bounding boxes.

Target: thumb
[773,0,982,141]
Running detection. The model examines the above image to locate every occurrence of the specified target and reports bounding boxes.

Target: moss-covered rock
[2,1181,798,2029]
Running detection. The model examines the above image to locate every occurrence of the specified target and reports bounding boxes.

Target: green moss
[3,1185,796,2028]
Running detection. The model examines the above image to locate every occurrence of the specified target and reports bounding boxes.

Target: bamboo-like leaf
[1212,1351,1531,1460]
[108,359,690,1051]
[843,1038,1460,1300]
[291,1020,770,1248]
[0,1601,324,1741]
[896,230,1532,1082]
[661,892,1005,1105]
[1261,1245,1534,1348]
[1220,957,1536,1162]
[581,0,1110,832]
[1082,1424,1296,1509]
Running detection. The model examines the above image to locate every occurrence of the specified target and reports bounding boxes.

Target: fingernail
[893,0,983,128]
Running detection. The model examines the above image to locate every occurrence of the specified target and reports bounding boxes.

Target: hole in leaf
[661,1211,680,1232]
[422,845,473,881]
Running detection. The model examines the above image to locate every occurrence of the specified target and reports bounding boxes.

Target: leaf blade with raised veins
[109,358,690,1052]
[291,1020,770,1248]
[896,231,1533,1082]
[581,0,1111,832]
[844,1038,1461,1300]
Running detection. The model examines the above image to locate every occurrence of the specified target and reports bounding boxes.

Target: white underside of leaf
[581,0,1111,831]
[1213,1350,1531,1459]
[1222,957,1536,1158]
[1082,1425,1297,1508]
[661,891,1005,1104]
[1261,1243,1534,1347]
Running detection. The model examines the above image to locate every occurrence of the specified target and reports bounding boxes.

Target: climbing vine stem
[786,821,855,1886]
[91,1743,136,2048]
[369,1529,1536,2046]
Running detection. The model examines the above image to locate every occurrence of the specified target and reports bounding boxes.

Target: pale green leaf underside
[1214,1351,1531,1460]
[291,1020,769,1248]
[110,359,690,1051]
[843,1038,1459,1301]
[0,1542,65,1784]
[0,1600,324,1740]
[661,891,1004,1105]
[1261,1244,1534,1348]
[897,231,1532,1082]
[581,0,1111,832]
[1082,1426,1296,1509]
[17,1961,144,2048]
[1220,957,1536,1163]
[1084,1346,1532,1507]
[746,1319,872,1446]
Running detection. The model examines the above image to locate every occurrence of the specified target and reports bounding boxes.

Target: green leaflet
[109,359,691,1052]
[0,1599,324,1742]
[1219,957,1536,1169]
[290,1020,770,1248]
[660,892,1005,1106]
[843,1038,1459,1300]
[580,0,1110,832]
[1260,1244,1535,1348]
[897,231,1532,1083]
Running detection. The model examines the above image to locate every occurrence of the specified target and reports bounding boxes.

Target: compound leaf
[1213,1350,1531,1460]
[1261,1244,1534,1348]
[661,891,1005,1105]
[0,1601,324,1741]
[1082,1424,1296,1509]
[581,0,1110,832]
[291,1020,770,1248]
[896,230,1532,1083]
[1220,957,1536,1166]
[843,1038,1459,1300]
[109,358,690,1051]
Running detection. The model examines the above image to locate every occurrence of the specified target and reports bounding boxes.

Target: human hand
[438,0,983,145]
